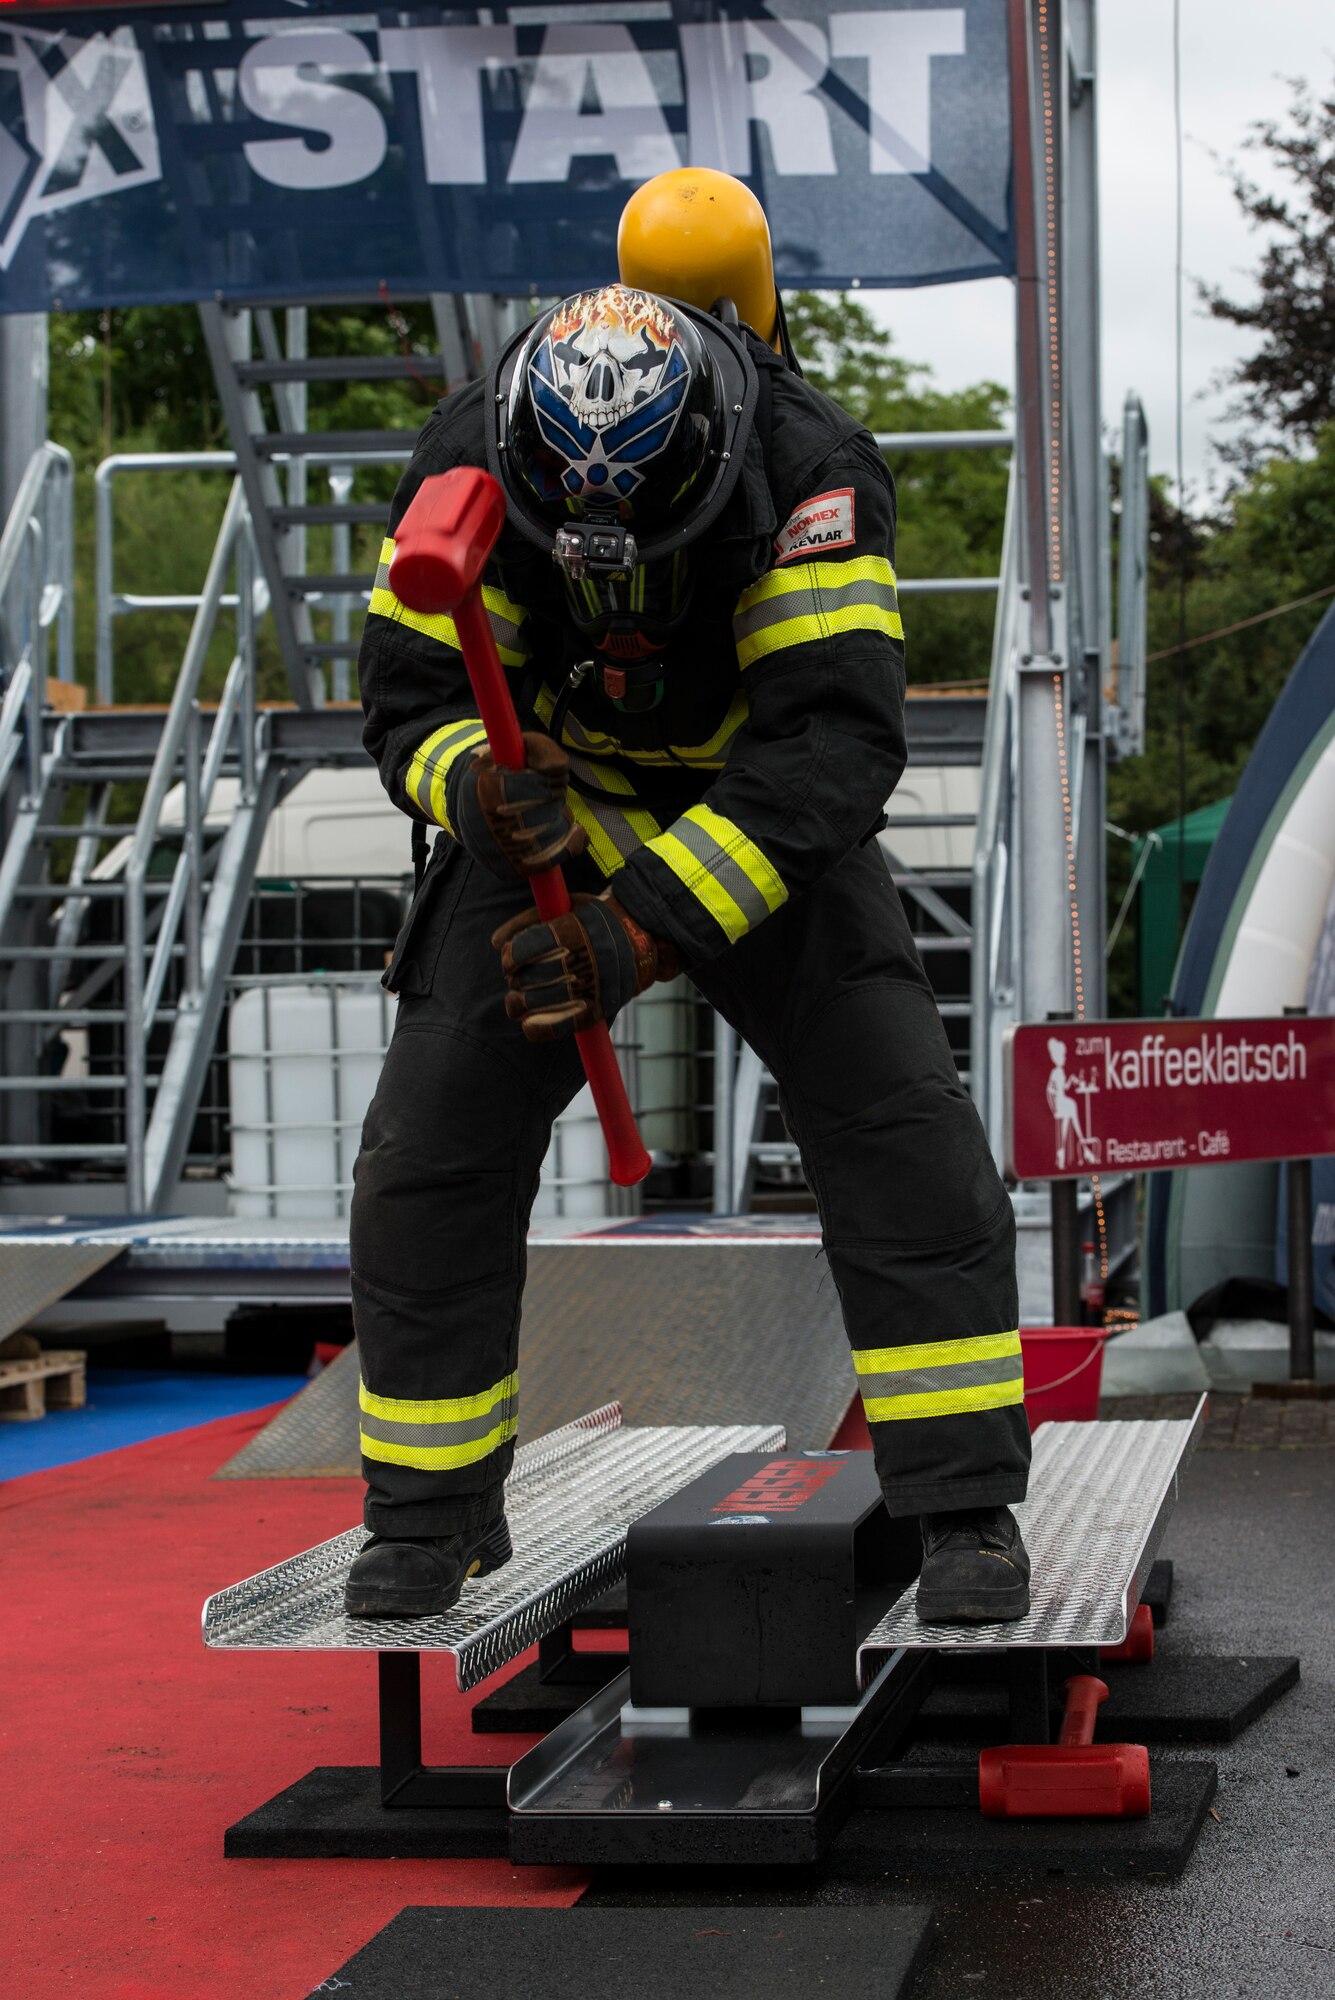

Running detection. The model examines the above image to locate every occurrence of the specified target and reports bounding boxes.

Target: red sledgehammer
[389,466,651,1188]
[978,1674,1151,1818]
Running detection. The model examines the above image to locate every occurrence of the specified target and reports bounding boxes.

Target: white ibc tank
[227,976,640,1221]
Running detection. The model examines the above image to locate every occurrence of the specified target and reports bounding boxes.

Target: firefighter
[345,167,1033,1627]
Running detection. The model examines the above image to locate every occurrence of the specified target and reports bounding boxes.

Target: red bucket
[1019,1326,1110,1426]
[830,1325,1109,1450]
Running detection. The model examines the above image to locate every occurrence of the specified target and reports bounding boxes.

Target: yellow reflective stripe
[852,1331,1022,1376]
[568,789,659,877]
[569,796,622,877]
[533,684,748,769]
[734,555,903,671]
[642,806,787,944]
[649,830,751,942]
[736,601,905,671]
[854,1331,1024,1423]
[371,539,530,668]
[684,805,786,915]
[359,1371,517,1425]
[406,720,488,830]
[862,1380,1026,1423]
[742,553,898,605]
[360,1417,519,1471]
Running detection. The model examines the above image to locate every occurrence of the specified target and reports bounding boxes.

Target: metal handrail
[0,444,75,801]
[874,429,1010,601]
[969,458,1022,1146]
[94,447,402,705]
[124,482,270,1208]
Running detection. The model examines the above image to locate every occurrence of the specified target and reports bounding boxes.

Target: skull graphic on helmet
[520,285,692,502]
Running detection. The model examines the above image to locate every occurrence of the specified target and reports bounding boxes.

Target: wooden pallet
[0,1351,87,1421]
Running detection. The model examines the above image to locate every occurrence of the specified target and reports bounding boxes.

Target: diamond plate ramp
[214,1240,854,1478]
[0,1228,127,1343]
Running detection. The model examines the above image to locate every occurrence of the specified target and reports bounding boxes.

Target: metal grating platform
[202,1404,784,1688]
[214,1236,855,1478]
[858,1401,1206,1666]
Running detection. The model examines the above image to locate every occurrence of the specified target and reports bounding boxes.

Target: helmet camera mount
[552,515,639,585]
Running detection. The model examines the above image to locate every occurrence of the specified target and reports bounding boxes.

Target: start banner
[1005,1017,1335,1183]
[0,0,1014,313]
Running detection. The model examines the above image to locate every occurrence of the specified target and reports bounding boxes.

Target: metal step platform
[859,1401,1205,1665]
[203,1405,786,1689]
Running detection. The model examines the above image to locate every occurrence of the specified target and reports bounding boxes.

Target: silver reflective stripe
[669,815,774,930]
[857,1354,1025,1402]
[359,1395,518,1452]
[411,717,486,817]
[732,575,894,648]
[487,600,527,660]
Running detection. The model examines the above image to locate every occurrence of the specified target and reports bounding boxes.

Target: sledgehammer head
[389,467,507,616]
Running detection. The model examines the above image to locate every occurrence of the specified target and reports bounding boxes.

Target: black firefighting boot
[344,1513,512,1619]
[915,1505,1031,1624]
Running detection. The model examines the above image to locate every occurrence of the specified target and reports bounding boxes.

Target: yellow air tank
[617,167,780,350]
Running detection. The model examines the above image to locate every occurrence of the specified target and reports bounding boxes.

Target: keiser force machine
[204,1392,1297,1876]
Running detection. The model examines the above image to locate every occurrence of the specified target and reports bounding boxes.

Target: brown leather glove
[447,731,588,881]
[491,891,679,1043]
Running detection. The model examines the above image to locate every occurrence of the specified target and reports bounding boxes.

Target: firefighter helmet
[617,167,780,349]
[489,284,756,570]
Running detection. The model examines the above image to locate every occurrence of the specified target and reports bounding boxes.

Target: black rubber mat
[311,1903,935,2000]
[217,1241,854,1477]
[226,1766,508,1860]
[911,1654,1299,1745]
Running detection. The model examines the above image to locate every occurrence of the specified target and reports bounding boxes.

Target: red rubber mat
[0,1406,585,2000]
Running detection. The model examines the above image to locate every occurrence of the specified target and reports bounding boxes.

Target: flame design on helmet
[548,285,677,350]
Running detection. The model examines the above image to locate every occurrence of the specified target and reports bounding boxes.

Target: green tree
[1201,76,1335,466]
[45,301,443,706]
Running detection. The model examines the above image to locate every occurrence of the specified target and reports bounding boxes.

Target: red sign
[1005,1017,1335,1181]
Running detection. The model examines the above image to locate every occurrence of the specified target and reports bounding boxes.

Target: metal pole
[330,462,353,702]
[95,461,115,705]
[23,519,44,802]
[712,1012,736,1214]
[1051,1177,1081,1326]
[1047,1010,1080,1323]
[183,701,203,999]
[1284,1008,1316,1381]
[1287,1157,1315,1384]
[238,520,259,802]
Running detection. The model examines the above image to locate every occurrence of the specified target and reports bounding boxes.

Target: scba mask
[488,286,756,708]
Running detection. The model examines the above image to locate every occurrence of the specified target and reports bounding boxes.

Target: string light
[1052,669,1109,1311]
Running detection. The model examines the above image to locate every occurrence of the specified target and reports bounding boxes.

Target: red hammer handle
[452,596,651,1187]
[391,469,651,1190]
[1058,1674,1109,1747]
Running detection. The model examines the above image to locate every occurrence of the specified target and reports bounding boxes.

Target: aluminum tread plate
[214,1241,856,1478]
[0,1238,126,1342]
[858,1403,1205,1664]
[214,1340,361,1479]
[202,1410,784,1686]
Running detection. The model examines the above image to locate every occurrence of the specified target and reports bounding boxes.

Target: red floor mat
[1,1406,586,2000]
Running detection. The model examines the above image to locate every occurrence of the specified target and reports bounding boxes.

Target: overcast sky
[866,0,1335,496]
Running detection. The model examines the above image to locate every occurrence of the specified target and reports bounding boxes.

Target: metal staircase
[197,295,526,706]
[0,299,519,1208]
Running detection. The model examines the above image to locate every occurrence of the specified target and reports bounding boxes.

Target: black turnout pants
[350,837,1031,1536]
